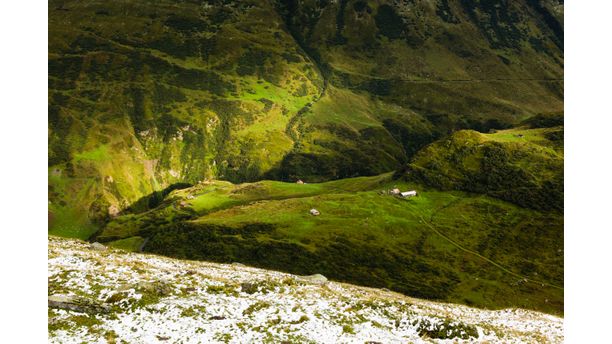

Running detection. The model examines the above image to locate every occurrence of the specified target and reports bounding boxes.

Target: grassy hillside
[48,0,323,238]
[96,172,563,315]
[49,0,563,237]
[277,0,564,138]
[271,0,564,179]
[403,125,563,211]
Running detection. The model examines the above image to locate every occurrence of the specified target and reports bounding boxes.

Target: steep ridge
[402,125,563,211]
[49,0,324,238]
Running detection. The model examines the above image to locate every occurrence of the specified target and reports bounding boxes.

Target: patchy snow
[48,237,563,343]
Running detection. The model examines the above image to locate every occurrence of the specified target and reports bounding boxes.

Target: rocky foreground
[48,237,563,343]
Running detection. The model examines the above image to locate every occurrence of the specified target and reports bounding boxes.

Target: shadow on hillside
[122,182,193,215]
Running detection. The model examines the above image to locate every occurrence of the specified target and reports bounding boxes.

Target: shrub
[375,5,404,39]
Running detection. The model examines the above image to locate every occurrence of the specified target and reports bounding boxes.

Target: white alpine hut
[400,190,417,198]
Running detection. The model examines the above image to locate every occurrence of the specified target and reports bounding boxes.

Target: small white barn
[310,208,320,216]
[400,190,417,198]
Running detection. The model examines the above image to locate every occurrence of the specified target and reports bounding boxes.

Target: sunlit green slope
[403,125,563,211]
[96,166,563,314]
[49,0,323,238]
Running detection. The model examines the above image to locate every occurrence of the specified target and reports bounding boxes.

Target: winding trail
[280,7,329,146]
[330,64,563,83]
[284,79,326,144]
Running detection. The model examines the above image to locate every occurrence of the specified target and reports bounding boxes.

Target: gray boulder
[48,294,110,314]
[240,282,259,294]
[89,242,107,251]
[136,280,173,297]
[298,274,328,285]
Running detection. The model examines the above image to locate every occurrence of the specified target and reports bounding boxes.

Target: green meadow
[97,167,563,315]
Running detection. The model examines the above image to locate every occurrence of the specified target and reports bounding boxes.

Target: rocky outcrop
[89,242,107,251]
[48,294,110,314]
[297,273,328,285]
[49,237,564,343]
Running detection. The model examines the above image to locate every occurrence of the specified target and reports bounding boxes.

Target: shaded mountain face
[48,0,563,237]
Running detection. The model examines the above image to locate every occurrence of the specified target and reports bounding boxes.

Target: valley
[90,124,563,315]
[47,0,564,336]
[49,0,563,238]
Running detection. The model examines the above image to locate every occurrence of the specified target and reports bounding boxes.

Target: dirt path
[419,212,563,290]
[330,64,563,83]
[279,8,329,147]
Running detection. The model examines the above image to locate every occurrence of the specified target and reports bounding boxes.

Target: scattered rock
[48,237,565,343]
[156,335,170,341]
[48,317,61,326]
[309,208,320,216]
[89,242,107,251]
[181,287,196,293]
[48,294,110,314]
[298,274,328,285]
[105,292,129,303]
[136,280,173,297]
[241,282,259,294]
[108,205,120,218]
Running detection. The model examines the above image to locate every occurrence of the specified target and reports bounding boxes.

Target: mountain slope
[49,0,323,238]
[402,125,563,211]
[94,171,563,315]
[48,237,564,343]
[48,0,563,238]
